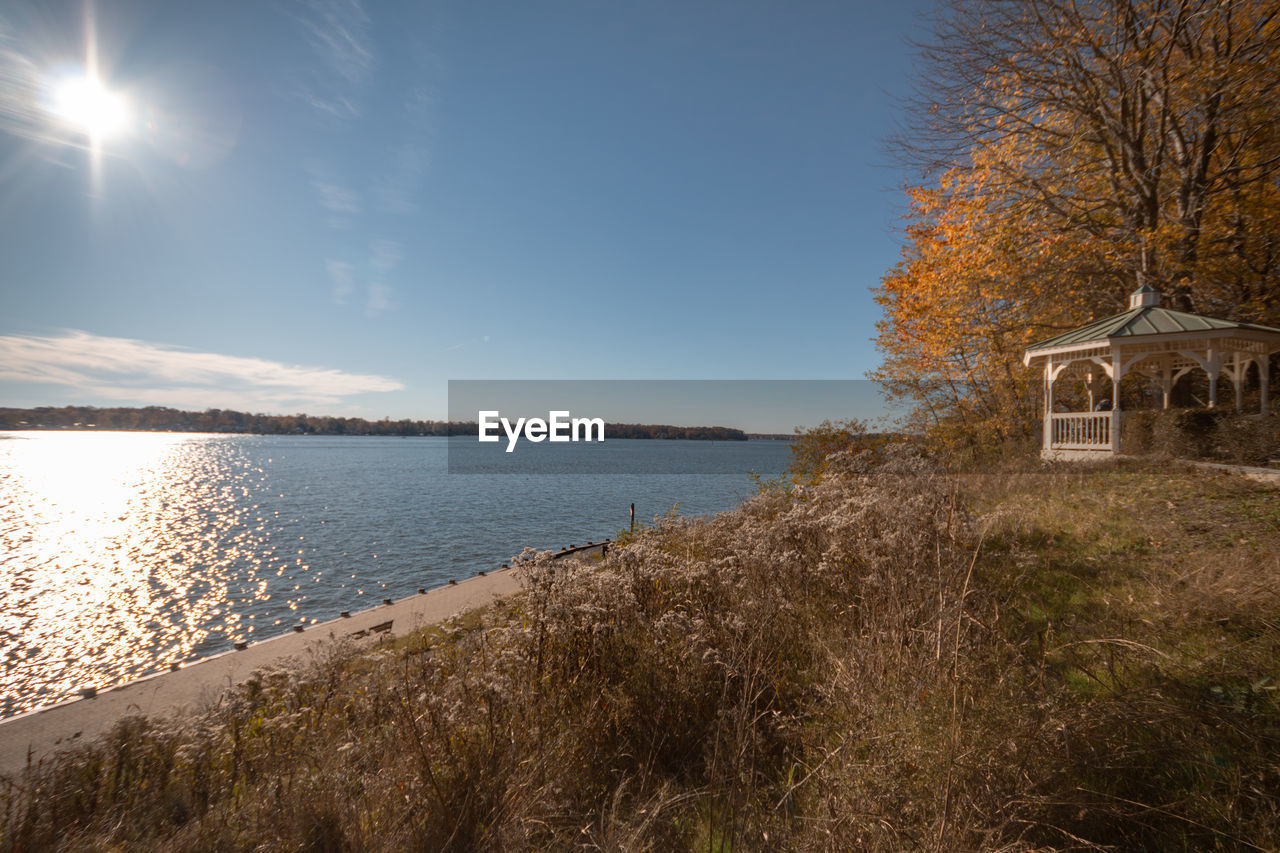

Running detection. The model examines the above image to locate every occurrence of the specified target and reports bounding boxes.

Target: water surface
[0,432,788,715]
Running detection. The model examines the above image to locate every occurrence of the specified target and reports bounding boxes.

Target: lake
[0,432,789,716]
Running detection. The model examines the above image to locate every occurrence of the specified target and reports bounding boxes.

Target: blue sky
[0,0,934,426]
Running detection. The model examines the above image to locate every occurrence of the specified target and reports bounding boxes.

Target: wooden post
[1159,355,1173,409]
[1262,357,1270,414]
[1043,366,1054,454]
[1111,347,1123,453]
[1236,358,1244,412]
[630,502,635,533]
[1207,346,1220,408]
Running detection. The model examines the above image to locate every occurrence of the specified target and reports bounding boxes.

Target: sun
[51,74,130,139]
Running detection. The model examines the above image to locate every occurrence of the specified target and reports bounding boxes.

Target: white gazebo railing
[1050,411,1114,450]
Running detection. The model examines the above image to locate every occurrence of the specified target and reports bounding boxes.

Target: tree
[787,418,874,482]
[876,0,1280,447]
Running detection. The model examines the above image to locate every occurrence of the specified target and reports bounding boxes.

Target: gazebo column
[1043,363,1055,452]
[1219,351,1250,412]
[1206,346,1222,408]
[1111,347,1123,453]
[1159,356,1175,409]
[1080,366,1092,411]
[1262,357,1271,414]
[1234,354,1244,412]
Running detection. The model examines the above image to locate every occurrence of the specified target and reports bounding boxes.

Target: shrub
[1213,412,1280,465]
[785,417,873,482]
[1120,409,1159,456]
[1150,408,1221,458]
[1122,408,1280,464]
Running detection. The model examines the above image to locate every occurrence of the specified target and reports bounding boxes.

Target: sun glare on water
[0,433,254,716]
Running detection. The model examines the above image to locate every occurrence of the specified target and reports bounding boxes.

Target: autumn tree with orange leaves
[874,0,1280,449]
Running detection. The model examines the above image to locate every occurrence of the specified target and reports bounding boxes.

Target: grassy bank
[3,452,1278,850]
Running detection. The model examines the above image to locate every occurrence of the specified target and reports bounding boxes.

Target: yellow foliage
[875,0,1280,450]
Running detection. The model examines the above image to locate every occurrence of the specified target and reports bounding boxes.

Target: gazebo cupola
[1023,285,1280,460]
[1130,283,1160,308]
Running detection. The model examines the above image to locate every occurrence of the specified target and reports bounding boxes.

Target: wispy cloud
[313,178,360,215]
[290,6,428,316]
[373,141,429,215]
[300,0,372,85]
[369,238,402,273]
[293,0,373,120]
[372,88,434,213]
[325,259,356,303]
[326,255,395,315]
[365,282,392,317]
[0,26,48,145]
[0,330,403,411]
[307,161,361,230]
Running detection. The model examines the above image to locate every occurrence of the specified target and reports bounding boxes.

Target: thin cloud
[369,238,402,273]
[326,258,356,303]
[374,141,429,214]
[74,384,356,414]
[0,330,403,410]
[307,162,361,230]
[365,282,392,317]
[300,0,372,85]
[293,0,373,120]
[373,87,434,214]
[0,27,46,144]
[313,178,360,215]
[302,92,361,121]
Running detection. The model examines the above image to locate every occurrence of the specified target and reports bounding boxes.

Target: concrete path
[1181,459,1280,485]
[0,570,521,777]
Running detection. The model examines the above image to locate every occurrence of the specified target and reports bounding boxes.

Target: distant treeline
[0,407,748,441]
[597,423,746,441]
[0,406,454,436]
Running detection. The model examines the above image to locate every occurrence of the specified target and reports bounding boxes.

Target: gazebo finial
[1129,283,1160,309]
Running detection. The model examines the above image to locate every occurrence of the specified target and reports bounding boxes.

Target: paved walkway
[0,570,521,777]
[1180,459,1280,485]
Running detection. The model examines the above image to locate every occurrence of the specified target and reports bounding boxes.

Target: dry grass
[1,451,1277,851]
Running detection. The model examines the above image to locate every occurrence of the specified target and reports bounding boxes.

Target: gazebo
[1024,285,1280,460]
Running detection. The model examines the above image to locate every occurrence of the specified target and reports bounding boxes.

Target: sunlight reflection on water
[0,432,787,716]
[0,433,267,714]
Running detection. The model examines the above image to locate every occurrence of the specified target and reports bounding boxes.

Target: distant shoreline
[0,406,786,441]
[0,427,794,441]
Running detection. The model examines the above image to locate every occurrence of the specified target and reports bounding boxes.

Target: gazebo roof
[1025,295,1280,355]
